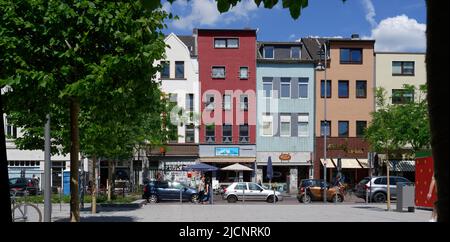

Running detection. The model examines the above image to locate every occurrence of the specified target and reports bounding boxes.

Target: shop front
[314,137,370,187]
[199,145,256,188]
[256,152,312,194]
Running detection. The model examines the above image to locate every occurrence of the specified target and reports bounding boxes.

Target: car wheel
[298,194,311,203]
[149,194,159,203]
[191,194,199,203]
[266,195,278,203]
[372,192,386,203]
[332,194,344,203]
[227,195,238,203]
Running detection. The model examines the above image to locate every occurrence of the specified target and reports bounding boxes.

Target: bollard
[180,188,182,204]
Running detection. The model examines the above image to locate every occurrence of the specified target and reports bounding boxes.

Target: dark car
[297,179,344,203]
[9,177,38,195]
[143,180,198,203]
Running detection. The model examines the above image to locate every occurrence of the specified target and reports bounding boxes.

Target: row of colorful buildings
[5,28,426,193]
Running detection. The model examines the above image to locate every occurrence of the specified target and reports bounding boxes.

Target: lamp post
[316,42,328,203]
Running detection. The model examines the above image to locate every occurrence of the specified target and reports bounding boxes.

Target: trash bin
[396,182,415,212]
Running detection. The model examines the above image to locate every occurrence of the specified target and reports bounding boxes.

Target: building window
[263,46,274,59]
[169,93,178,106]
[392,89,414,104]
[392,61,415,75]
[338,121,349,137]
[223,94,231,110]
[320,120,331,137]
[291,47,301,59]
[205,124,215,143]
[161,61,170,78]
[280,78,291,98]
[356,80,367,98]
[298,113,309,137]
[214,38,239,48]
[239,67,249,79]
[338,80,349,98]
[5,116,18,139]
[356,121,367,137]
[280,115,291,137]
[222,124,232,143]
[239,124,249,143]
[263,79,272,98]
[186,94,194,112]
[205,94,215,110]
[240,95,248,111]
[262,115,273,136]
[340,48,362,64]
[321,80,331,98]
[185,124,195,143]
[214,39,226,48]
[298,78,308,98]
[212,66,225,78]
[175,61,184,78]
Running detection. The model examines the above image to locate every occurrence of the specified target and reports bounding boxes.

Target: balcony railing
[239,136,249,143]
[222,136,232,143]
[206,136,215,143]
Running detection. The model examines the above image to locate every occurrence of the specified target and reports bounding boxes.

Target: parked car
[297,179,344,203]
[222,182,283,203]
[9,177,38,195]
[354,176,411,203]
[143,180,198,203]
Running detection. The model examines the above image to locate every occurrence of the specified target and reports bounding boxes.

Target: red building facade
[196,29,257,182]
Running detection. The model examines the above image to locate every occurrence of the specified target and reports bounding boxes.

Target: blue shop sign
[215,147,239,157]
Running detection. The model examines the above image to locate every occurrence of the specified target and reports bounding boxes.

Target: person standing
[197,175,205,204]
[427,175,438,222]
[202,178,210,205]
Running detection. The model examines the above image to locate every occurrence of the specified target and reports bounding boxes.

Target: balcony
[222,136,232,144]
[206,136,215,144]
[239,136,249,143]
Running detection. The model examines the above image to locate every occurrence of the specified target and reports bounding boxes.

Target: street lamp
[316,42,328,203]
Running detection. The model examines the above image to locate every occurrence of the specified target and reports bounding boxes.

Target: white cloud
[289,34,296,39]
[171,0,259,29]
[362,0,377,28]
[367,15,426,52]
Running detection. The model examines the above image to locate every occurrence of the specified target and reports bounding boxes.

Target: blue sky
[161,0,426,52]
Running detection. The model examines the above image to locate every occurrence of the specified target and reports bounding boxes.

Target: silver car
[222,182,283,203]
[354,176,411,203]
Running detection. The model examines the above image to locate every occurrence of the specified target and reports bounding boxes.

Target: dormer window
[263,46,274,59]
[291,47,301,59]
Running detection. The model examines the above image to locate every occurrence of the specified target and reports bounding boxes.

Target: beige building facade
[375,52,426,106]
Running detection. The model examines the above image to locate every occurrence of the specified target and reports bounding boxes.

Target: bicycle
[10,188,42,222]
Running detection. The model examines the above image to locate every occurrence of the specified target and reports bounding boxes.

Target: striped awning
[389,160,415,172]
[357,159,370,168]
[320,159,335,168]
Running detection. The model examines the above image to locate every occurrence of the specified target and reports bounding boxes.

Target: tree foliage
[365,85,431,156]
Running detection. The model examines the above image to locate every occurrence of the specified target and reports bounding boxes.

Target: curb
[99,199,146,208]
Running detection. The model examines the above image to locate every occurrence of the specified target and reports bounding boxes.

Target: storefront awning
[389,160,415,172]
[357,159,369,168]
[320,159,335,168]
[199,157,256,163]
[340,159,363,169]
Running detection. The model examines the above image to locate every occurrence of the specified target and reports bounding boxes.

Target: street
[36,196,431,222]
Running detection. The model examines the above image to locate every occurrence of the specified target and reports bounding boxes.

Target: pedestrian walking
[202,178,210,204]
[427,174,438,222]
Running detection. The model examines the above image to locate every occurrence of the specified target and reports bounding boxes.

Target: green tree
[1,0,170,221]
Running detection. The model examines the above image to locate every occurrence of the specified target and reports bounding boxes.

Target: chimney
[351,33,360,39]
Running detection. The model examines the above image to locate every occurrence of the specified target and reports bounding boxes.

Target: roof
[256,41,314,63]
[177,35,196,57]
[195,28,257,34]
[302,37,375,61]
[375,51,426,55]
[258,41,302,46]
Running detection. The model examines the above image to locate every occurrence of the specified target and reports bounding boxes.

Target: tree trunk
[69,98,80,222]
[426,0,449,222]
[107,161,112,202]
[91,155,97,214]
[0,95,12,222]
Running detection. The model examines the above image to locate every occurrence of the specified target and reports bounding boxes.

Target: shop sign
[164,161,195,171]
[215,147,239,157]
[279,153,291,161]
